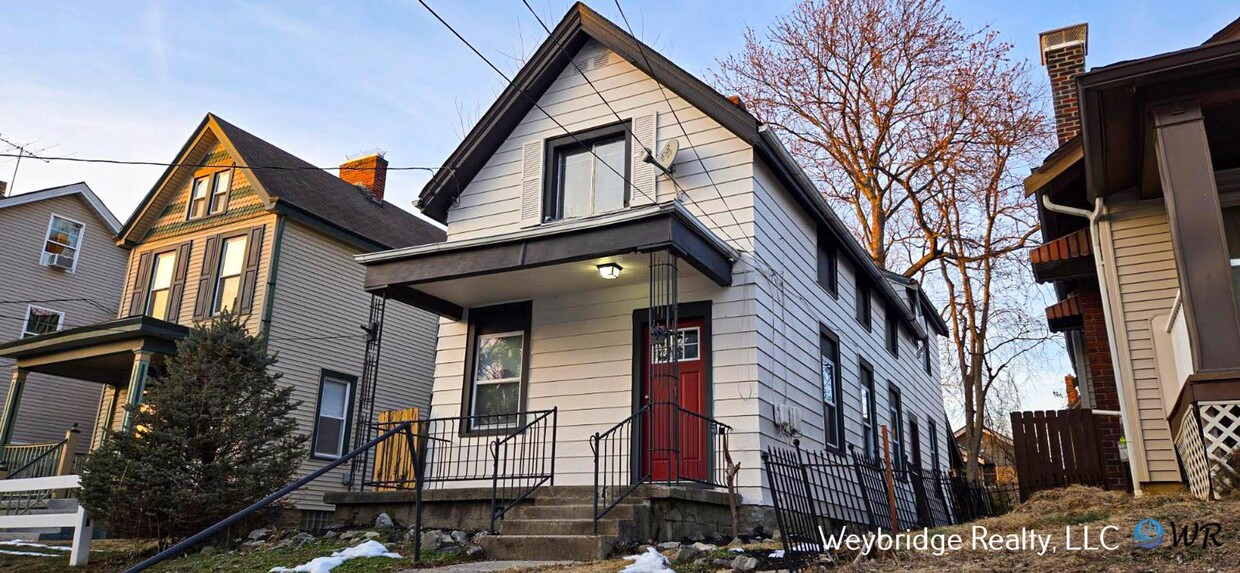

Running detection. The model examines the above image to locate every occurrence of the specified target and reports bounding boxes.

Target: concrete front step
[508,503,635,521]
[478,534,617,561]
[500,518,621,536]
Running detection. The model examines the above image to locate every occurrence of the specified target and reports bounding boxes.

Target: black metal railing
[591,404,732,532]
[762,439,1028,568]
[490,408,557,531]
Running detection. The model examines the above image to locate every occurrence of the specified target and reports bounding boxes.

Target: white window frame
[187,175,211,220]
[651,327,701,364]
[211,235,248,316]
[312,374,354,459]
[469,330,525,428]
[21,305,64,339]
[39,213,87,273]
[145,250,178,320]
[208,169,231,215]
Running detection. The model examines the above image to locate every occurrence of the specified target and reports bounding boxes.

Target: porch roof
[356,203,738,320]
[0,316,186,384]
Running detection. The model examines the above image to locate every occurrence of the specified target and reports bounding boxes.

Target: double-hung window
[41,215,85,271]
[188,176,211,219]
[820,327,842,450]
[886,308,900,358]
[909,416,921,469]
[312,371,355,459]
[929,420,941,471]
[856,282,872,330]
[860,360,877,458]
[464,302,531,430]
[209,170,231,214]
[188,170,232,220]
[146,250,178,320]
[816,227,838,296]
[889,385,905,472]
[545,124,628,222]
[21,305,63,338]
[212,235,247,315]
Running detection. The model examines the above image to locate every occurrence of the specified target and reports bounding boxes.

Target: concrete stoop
[478,489,647,561]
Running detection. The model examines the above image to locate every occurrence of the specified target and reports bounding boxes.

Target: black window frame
[460,301,533,435]
[886,306,900,358]
[819,324,844,452]
[888,384,905,474]
[929,419,941,471]
[310,369,358,461]
[816,226,838,296]
[542,120,632,223]
[909,416,921,470]
[923,337,933,375]
[860,359,877,458]
[855,281,872,330]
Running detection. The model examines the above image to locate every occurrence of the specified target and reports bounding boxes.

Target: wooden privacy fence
[1010,409,1109,501]
[370,407,419,491]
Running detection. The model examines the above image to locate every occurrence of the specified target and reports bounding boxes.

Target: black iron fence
[762,439,1024,567]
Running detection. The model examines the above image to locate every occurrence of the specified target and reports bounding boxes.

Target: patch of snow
[620,546,674,573]
[0,550,59,557]
[729,547,745,553]
[269,540,401,573]
[768,550,784,558]
[0,540,72,552]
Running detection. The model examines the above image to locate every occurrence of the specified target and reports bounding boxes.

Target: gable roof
[118,114,444,251]
[0,182,121,233]
[416,1,936,340]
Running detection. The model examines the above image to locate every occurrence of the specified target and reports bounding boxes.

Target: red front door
[641,317,708,482]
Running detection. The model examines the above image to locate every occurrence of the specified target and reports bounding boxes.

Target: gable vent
[570,52,611,75]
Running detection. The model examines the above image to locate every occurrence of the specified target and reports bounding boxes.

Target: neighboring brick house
[0,114,444,517]
[1028,18,1240,498]
[0,183,127,460]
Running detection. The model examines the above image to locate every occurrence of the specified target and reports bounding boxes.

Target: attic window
[544,123,630,222]
[187,169,232,220]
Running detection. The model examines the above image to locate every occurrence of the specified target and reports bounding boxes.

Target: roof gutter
[1040,192,1145,496]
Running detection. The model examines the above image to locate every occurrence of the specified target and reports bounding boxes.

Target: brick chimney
[339,151,388,203]
[1039,23,1089,144]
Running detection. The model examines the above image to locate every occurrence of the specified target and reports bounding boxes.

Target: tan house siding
[266,220,438,511]
[1099,196,1181,483]
[0,192,126,451]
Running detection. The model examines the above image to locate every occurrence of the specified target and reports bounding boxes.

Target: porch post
[1152,101,1240,372]
[0,367,29,450]
[120,350,155,433]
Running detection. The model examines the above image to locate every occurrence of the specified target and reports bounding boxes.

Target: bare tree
[714,0,1053,480]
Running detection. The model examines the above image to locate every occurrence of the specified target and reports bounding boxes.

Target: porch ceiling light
[597,263,623,280]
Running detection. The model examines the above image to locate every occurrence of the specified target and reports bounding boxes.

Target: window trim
[20,305,64,339]
[468,329,527,429]
[929,419,941,471]
[542,120,632,222]
[819,324,844,452]
[187,168,233,221]
[310,369,357,461]
[886,306,900,358]
[909,416,921,470]
[460,301,533,435]
[145,249,179,320]
[855,281,872,331]
[210,234,248,316]
[859,358,877,458]
[187,175,211,220]
[888,384,905,475]
[39,213,87,273]
[816,226,838,297]
[209,169,232,215]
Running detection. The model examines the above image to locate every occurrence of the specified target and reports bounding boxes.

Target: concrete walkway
[403,560,577,573]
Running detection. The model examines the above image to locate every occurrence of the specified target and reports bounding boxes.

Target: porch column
[1153,101,1240,372]
[120,350,154,433]
[0,367,29,449]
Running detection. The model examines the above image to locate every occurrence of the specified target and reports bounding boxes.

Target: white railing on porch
[0,474,91,566]
[1160,291,1194,416]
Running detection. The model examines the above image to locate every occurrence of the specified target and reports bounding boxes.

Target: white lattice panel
[1200,401,1240,482]
[1175,407,1212,499]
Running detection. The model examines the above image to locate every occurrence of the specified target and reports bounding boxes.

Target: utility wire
[0,312,369,344]
[0,152,450,174]
[416,0,657,208]
[0,298,117,316]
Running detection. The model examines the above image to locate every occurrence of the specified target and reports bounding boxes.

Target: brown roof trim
[0,315,188,360]
[1024,137,1083,196]
[1079,36,1240,91]
[1046,296,1084,333]
[1205,17,1240,45]
[1031,228,1095,283]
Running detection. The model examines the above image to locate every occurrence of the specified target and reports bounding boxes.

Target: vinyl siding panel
[0,193,127,452]
[1100,198,1180,482]
[266,221,438,511]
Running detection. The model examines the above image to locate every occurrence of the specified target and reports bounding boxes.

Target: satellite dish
[645,139,678,175]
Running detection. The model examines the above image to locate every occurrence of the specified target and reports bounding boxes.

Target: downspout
[1040,193,1145,496]
[259,216,286,344]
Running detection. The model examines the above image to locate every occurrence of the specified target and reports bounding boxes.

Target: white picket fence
[0,475,91,566]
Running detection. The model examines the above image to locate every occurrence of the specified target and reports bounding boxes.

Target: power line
[0,152,450,174]
[0,298,117,315]
[415,0,657,208]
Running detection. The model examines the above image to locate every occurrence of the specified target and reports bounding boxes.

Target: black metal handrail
[5,438,68,480]
[489,408,557,531]
[124,421,418,573]
[591,405,732,533]
[2,440,65,479]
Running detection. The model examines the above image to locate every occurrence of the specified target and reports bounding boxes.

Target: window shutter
[520,141,544,227]
[165,241,193,321]
[193,235,222,321]
[127,252,154,317]
[237,225,266,316]
[629,112,658,207]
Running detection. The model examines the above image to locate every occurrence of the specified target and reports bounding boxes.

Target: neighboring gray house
[347,4,950,555]
[0,115,444,519]
[0,182,128,456]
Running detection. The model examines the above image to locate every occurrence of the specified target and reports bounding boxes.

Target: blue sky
[1,1,1234,413]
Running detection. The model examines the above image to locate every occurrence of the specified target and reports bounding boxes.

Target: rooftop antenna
[0,134,56,195]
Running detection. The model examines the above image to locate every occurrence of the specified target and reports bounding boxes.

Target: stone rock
[363,531,382,540]
[340,531,358,540]
[674,545,703,562]
[247,527,272,541]
[657,541,682,550]
[200,546,217,555]
[450,530,470,544]
[440,544,464,556]
[712,558,733,567]
[731,555,759,572]
[465,544,484,557]
[688,532,706,542]
[324,531,339,538]
[291,532,316,546]
[692,542,718,553]
[375,513,395,529]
